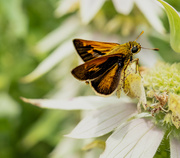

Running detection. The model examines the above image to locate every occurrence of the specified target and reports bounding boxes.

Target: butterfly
[71,31,159,96]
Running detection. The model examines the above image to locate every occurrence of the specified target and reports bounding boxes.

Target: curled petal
[123,60,147,110]
[21,96,130,110]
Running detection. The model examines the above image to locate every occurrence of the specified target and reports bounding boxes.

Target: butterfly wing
[73,39,120,62]
[71,55,125,81]
[90,60,124,95]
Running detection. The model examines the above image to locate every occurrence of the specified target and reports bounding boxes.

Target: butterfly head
[129,41,141,55]
[128,31,159,55]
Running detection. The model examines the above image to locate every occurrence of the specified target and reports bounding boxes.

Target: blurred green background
[0,0,180,157]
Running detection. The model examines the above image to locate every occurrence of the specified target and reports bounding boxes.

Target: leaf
[100,119,164,158]
[21,96,130,110]
[80,0,106,24]
[66,103,137,138]
[170,136,180,158]
[157,0,180,53]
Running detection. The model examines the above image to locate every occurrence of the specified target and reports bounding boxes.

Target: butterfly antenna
[141,47,159,51]
[135,31,144,41]
[135,31,159,51]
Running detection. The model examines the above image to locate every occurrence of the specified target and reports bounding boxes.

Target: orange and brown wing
[71,55,125,81]
[90,61,124,96]
[73,39,119,62]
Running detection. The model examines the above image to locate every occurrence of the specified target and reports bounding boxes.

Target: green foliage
[158,0,180,53]
[154,134,170,158]
[0,0,75,157]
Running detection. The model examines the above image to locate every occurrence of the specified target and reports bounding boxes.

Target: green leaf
[157,0,180,53]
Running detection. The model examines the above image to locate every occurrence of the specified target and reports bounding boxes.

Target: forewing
[90,59,125,96]
[73,39,119,62]
[71,55,125,81]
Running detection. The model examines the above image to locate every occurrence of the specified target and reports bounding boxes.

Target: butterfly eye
[131,46,138,53]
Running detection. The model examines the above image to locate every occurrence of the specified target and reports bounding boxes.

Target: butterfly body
[71,38,143,96]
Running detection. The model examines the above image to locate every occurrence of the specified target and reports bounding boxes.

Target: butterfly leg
[131,58,139,74]
[116,59,130,98]
[122,59,131,88]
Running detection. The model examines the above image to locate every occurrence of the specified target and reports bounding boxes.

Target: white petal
[170,136,180,158]
[112,0,134,15]
[35,16,80,53]
[66,103,137,138]
[55,0,79,17]
[135,0,165,34]
[21,40,74,82]
[21,96,130,110]
[101,118,164,158]
[47,79,82,99]
[80,0,106,24]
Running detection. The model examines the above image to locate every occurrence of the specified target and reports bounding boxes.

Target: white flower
[22,95,180,157]
[79,0,165,33]
[100,119,164,158]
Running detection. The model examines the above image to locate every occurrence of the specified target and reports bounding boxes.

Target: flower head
[22,62,180,157]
